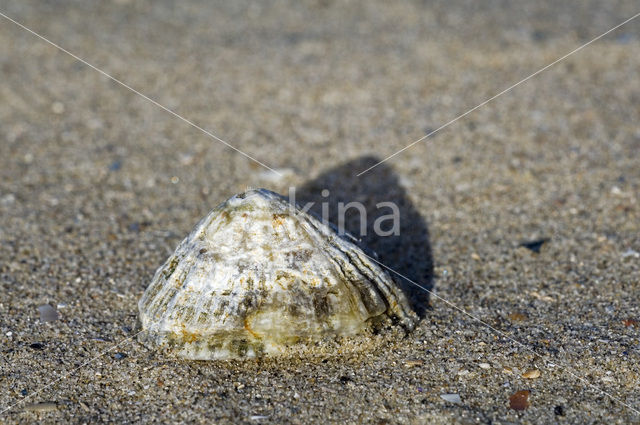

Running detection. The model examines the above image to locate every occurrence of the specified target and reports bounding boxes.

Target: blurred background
[1,1,639,422]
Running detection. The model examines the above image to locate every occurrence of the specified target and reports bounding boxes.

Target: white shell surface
[138,189,416,359]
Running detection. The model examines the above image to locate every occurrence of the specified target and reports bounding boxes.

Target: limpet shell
[138,189,416,359]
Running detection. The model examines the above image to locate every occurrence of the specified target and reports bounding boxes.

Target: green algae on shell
[138,189,417,360]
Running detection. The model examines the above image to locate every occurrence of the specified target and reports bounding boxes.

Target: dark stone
[108,160,122,171]
[519,238,550,253]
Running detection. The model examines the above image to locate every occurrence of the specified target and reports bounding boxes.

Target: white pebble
[440,394,462,404]
[38,304,59,323]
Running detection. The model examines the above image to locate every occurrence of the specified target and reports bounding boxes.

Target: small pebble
[20,389,28,396]
[621,249,639,259]
[530,291,554,302]
[519,238,549,253]
[0,193,15,206]
[509,390,530,410]
[179,153,195,165]
[29,342,45,350]
[522,369,541,379]
[114,352,127,360]
[109,160,122,171]
[440,394,462,404]
[479,363,491,369]
[508,312,527,322]
[404,360,424,368]
[339,376,352,384]
[38,304,58,323]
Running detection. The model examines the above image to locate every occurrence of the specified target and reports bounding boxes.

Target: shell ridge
[343,247,417,329]
[290,205,405,321]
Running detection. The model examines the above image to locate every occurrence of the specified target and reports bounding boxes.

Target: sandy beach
[1,1,639,423]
